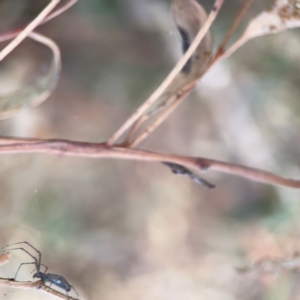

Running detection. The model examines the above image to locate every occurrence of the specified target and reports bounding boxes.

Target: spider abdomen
[44,273,72,292]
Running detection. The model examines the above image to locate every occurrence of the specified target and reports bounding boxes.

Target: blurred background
[0,0,300,299]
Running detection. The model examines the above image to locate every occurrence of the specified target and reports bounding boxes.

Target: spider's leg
[1,242,42,272]
[30,264,47,275]
[14,262,36,280]
[41,264,48,273]
[0,247,39,274]
[70,285,80,298]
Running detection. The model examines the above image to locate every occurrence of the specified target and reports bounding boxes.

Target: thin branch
[0,137,44,144]
[0,278,78,300]
[0,0,60,61]
[9,2,74,39]
[29,31,61,70]
[107,0,224,146]
[0,138,298,188]
[39,0,77,25]
[0,0,77,43]
[210,0,253,65]
[122,94,178,145]
[122,115,149,146]
[218,32,250,59]
[213,0,300,61]
[129,84,193,147]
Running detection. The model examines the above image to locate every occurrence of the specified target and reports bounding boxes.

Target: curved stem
[0,0,60,61]
[0,137,298,188]
[107,0,224,146]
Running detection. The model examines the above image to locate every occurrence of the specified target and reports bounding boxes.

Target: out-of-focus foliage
[0,1,300,299]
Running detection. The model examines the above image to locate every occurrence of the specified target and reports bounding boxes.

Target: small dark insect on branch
[163,162,215,189]
[0,242,79,299]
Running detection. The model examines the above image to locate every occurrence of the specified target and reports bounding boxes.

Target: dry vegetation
[0,0,300,299]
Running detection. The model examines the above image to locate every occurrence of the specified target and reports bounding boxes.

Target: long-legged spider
[0,241,79,298]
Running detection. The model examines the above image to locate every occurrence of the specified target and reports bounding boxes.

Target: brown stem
[107,0,224,146]
[210,0,253,66]
[0,137,299,188]
[0,278,78,300]
[0,0,77,43]
[122,94,178,145]
[0,0,61,61]
[129,86,193,147]
[122,115,148,146]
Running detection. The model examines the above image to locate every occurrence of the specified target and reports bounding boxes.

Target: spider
[0,241,79,298]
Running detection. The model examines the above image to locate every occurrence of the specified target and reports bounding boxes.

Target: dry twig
[107,0,224,145]
[0,278,78,300]
[0,0,60,61]
[128,86,193,147]
[211,0,253,64]
[0,0,77,43]
[220,0,300,59]
[0,0,299,196]
[0,138,299,188]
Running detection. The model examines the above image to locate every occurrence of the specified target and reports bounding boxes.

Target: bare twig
[0,0,60,61]
[128,84,193,147]
[122,115,149,146]
[107,0,224,146]
[210,0,253,66]
[0,0,77,43]
[123,0,215,145]
[0,138,298,188]
[0,0,298,192]
[39,0,77,25]
[0,137,44,144]
[122,94,178,145]
[0,278,78,300]
[29,31,61,76]
[218,0,300,60]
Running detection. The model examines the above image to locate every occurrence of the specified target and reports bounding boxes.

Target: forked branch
[0,0,61,61]
[0,1,299,189]
[107,0,224,145]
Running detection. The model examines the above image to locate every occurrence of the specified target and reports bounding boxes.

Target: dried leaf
[226,0,300,57]
[151,0,213,111]
[172,0,213,77]
[163,162,215,189]
[0,32,61,120]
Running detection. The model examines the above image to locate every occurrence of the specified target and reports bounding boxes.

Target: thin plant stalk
[0,0,60,61]
[107,0,224,146]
